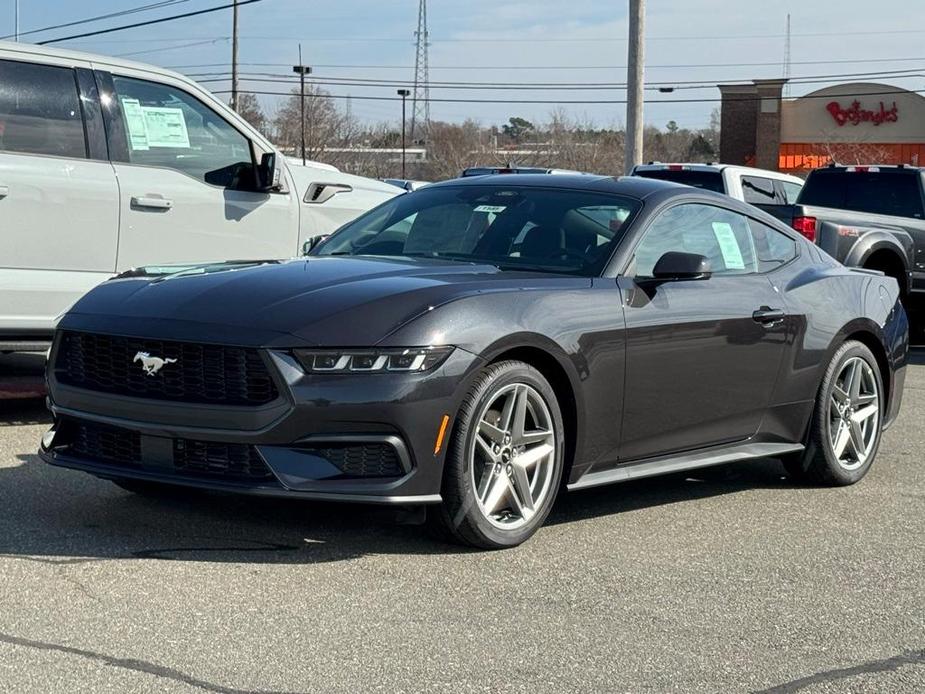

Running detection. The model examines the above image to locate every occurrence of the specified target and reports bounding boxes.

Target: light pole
[292,46,311,166]
[397,88,410,178]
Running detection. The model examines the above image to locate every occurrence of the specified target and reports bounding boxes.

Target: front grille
[69,420,141,467]
[308,443,404,478]
[58,420,275,484]
[174,439,273,481]
[55,331,279,406]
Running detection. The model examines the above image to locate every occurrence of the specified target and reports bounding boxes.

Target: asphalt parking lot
[0,352,922,693]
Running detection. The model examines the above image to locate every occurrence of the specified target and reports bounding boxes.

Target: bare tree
[234,93,268,135]
[273,86,357,165]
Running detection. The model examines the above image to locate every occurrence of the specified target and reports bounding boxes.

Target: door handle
[752,307,786,325]
[131,196,173,210]
[0,185,9,198]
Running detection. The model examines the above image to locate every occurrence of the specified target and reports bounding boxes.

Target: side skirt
[567,441,804,492]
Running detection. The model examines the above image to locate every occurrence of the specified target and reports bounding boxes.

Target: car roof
[426,173,688,199]
[634,162,804,183]
[0,39,196,87]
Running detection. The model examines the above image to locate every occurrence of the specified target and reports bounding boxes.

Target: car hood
[61,257,589,347]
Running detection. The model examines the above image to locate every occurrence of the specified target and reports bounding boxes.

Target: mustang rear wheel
[430,360,564,549]
[784,340,883,486]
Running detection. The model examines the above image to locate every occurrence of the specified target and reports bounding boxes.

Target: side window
[0,59,86,159]
[748,218,798,272]
[111,76,252,187]
[781,180,802,204]
[632,204,758,278]
[741,176,778,205]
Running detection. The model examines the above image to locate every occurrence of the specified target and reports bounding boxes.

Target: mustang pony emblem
[133,351,177,376]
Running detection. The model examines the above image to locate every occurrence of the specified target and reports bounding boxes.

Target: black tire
[428,360,565,549]
[783,340,884,486]
[111,478,192,497]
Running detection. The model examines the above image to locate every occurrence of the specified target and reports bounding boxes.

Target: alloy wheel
[469,383,557,530]
[828,356,880,471]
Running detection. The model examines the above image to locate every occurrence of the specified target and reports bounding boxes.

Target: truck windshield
[798,170,925,219]
[314,185,641,277]
[633,169,725,193]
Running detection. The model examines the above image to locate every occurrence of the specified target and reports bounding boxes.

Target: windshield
[634,169,726,193]
[314,185,641,276]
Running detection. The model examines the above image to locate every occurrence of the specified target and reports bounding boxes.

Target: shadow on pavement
[0,441,794,565]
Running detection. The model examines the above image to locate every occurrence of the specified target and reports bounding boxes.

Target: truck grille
[59,420,275,484]
[55,331,278,406]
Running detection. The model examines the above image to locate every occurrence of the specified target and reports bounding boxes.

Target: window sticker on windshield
[141,106,190,148]
[120,97,150,151]
[474,205,506,213]
[711,222,745,269]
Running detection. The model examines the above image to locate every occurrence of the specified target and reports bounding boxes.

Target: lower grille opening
[303,442,404,478]
[56,419,276,485]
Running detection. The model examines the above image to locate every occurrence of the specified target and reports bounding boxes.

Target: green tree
[501,116,535,143]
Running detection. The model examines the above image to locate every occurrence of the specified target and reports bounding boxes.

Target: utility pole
[14,0,19,41]
[230,0,239,112]
[292,45,311,166]
[623,0,645,174]
[397,89,410,178]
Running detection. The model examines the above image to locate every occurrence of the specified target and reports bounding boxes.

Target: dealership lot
[0,351,921,693]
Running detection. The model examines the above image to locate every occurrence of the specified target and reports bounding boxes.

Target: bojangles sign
[826,100,899,127]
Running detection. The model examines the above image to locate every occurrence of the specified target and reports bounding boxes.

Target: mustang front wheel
[431,360,564,549]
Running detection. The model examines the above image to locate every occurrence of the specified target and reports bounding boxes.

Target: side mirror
[302,234,329,255]
[651,251,711,280]
[255,152,281,192]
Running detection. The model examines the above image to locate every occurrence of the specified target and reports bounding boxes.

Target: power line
[115,38,226,58]
[0,0,190,41]
[37,0,264,45]
[212,86,925,106]
[166,55,925,72]
[190,66,925,91]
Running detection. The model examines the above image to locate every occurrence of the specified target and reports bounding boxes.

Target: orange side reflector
[434,414,450,455]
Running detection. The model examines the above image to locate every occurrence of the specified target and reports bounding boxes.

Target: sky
[2,0,925,131]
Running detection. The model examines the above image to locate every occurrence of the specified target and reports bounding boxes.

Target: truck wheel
[428,360,565,549]
[783,340,883,486]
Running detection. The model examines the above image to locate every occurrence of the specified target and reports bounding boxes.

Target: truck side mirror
[255,152,281,192]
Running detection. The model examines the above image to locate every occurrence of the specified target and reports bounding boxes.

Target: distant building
[718,80,925,173]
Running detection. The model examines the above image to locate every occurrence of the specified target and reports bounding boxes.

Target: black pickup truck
[783,165,925,305]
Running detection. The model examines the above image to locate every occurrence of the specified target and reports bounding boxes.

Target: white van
[0,41,398,349]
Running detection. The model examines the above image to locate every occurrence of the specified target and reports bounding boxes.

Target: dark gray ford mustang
[40,175,908,548]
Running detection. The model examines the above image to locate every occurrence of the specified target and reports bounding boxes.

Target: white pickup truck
[0,41,398,349]
[630,163,804,223]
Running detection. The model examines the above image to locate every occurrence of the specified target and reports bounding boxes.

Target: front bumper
[41,346,483,504]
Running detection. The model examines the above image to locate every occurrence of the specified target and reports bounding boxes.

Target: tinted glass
[112,76,253,187]
[781,180,802,204]
[741,176,779,204]
[632,203,757,277]
[633,169,725,193]
[748,218,797,272]
[798,171,925,219]
[316,185,641,276]
[0,59,86,159]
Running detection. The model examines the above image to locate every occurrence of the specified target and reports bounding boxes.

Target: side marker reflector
[434,414,450,455]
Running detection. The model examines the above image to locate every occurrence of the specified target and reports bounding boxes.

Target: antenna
[410,0,430,142]
[783,13,791,97]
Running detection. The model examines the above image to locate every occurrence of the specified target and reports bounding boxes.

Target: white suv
[630,163,804,221]
[0,41,397,349]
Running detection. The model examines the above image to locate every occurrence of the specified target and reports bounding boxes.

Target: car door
[100,70,298,270]
[0,58,119,336]
[617,202,790,461]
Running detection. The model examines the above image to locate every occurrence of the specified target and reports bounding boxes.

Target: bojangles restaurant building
[718,80,925,174]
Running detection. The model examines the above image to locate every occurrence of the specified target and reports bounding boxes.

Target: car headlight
[293,346,454,374]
